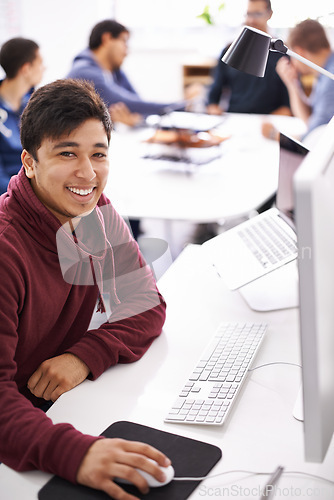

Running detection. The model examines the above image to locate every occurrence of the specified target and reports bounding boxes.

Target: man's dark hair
[89,20,129,50]
[288,19,330,53]
[0,37,39,79]
[20,79,112,160]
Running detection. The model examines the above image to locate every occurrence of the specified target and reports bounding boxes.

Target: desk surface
[1,244,333,499]
[105,113,306,223]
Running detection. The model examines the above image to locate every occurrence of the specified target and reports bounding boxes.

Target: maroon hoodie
[0,168,166,483]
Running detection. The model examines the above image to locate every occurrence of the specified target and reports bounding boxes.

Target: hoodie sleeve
[0,206,163,482]
[66,203,167,379]
[0,237,100,484]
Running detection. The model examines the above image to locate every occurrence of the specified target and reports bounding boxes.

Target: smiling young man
[22,114,109,225]
[0,79,170,499]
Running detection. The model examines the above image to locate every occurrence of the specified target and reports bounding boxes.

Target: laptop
[202,132,309,290]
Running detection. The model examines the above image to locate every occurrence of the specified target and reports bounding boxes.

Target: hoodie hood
[70,48,101,72]
[0,168,120,308]
[0,167,62,253]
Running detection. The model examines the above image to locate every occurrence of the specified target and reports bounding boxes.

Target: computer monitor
[294,115,334,462]
[276,132,309,221]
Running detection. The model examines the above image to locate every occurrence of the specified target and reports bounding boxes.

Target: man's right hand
[275,57,299,89]
[206,103,224,115]
[76,438,172,499]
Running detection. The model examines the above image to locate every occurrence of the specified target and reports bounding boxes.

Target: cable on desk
[248,361,302,372]
[172,468,334,487]
[171,364,333,490]
[173,469,270,481]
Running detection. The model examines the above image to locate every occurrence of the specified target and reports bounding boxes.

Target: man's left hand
[109,102,142,127]
[27,353,90,402]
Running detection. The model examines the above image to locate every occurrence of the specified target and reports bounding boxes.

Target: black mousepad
[38,420,222,500]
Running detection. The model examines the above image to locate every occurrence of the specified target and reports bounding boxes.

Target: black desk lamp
[222,26,334,80]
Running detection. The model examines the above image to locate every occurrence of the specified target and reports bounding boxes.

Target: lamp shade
[222,26,272,77]
[222,26,334,81]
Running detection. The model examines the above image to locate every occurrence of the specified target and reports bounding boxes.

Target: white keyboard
[165,322,267,425]
[237,215,297,268]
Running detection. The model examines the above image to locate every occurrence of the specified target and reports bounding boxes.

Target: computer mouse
[116,458,175,488]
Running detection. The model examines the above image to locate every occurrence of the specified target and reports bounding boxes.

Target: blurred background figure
[0,37,45,194]
[262,19,334,143]
[275,19,334,137]
[67,19,184,128]
[67,19,183,240]
[206,0,291,117]
[192,0,291,244]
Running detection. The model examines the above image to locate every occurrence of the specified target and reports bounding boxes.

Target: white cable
[173,365,333,487]
[173,469,270,481]
[173,469,334,487]
[248,361,301,372]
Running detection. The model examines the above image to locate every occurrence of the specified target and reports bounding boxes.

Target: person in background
[191,0,291,245]
[264,19,334,141]
[67,19,183,127]
[206,0,291,117]
[0,37,45,194]
[0,78,169,499]
[67,19,186,239]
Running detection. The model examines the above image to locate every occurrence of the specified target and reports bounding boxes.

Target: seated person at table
[206,0,291,116]
[67,19,185,239]
[263,19,334,142]
[0,78,170,499]
[193,0,290,244]
[67,19,183,127]
[0,37,44,194]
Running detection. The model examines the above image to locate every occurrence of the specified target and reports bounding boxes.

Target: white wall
[1,0,333,103]
[20,0,114,85]
[0,0,234,101]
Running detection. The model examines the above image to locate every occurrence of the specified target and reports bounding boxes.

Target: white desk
[105,113,306,223]
[1,244,333,499]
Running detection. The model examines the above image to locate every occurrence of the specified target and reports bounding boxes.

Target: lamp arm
[269,38,334,81]
[286,49,334,81]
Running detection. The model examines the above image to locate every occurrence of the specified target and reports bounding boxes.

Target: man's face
[290,47,315,76]
[22,118,109,225]
[24,49,45,87]
[106,32,129,70]
[244,0,272,32]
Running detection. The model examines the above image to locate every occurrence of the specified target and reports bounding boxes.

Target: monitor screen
[294,116,334,462]
[276,133,309,221]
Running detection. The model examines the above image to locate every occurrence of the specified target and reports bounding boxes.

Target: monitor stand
[293,385,304,422]
[238,260,299,312]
